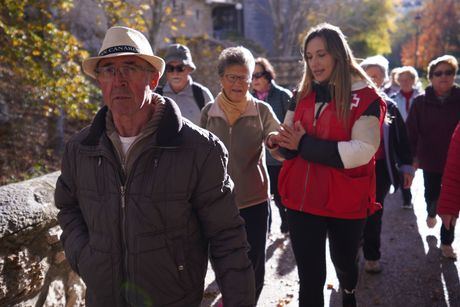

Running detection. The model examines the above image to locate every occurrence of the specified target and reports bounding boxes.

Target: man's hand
[278,121,306,150]
[439,214,457,230]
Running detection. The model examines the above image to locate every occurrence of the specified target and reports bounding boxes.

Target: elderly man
[54,26,255,307]
[156,43,213,125]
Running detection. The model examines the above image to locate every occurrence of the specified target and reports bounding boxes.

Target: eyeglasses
[252,72,266,80]
[433,70,454,77]
[165,64,186,73]
[95,64,154,81]
[224,74,251,83]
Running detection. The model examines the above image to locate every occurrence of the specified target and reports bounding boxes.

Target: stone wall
[0,172,85,306]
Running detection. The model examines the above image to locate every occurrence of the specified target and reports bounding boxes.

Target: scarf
[217,91,250,126]
[401,89,414,113]
[254,86,270,101]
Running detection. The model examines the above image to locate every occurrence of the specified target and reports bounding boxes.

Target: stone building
[66,0,302,90]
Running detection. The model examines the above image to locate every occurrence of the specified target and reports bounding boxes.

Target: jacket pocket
[278,158,306,207]
[133,233,190,306]
[77,242,114,300]
[326,170,370,214]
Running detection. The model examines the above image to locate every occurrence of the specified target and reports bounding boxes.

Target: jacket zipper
[92,150,129,295]
[93,149,138,299]
[300,102,326,211]
[229,126,232,151]
[87,145,171,299]
[120,185,129,300]
[299,163,310,212]
[121,147,163,290]
[228,126,233,175]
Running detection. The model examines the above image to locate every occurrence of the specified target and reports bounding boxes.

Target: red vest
[279,85,385,219]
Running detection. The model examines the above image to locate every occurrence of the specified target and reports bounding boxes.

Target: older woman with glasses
[406,55,460,259]
[200,46,280,303]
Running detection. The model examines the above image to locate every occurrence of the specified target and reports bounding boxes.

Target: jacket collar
[81,96,183,147]
[424,84,460,103]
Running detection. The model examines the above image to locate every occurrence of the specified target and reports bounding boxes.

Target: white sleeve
[337,115,380,169]
[283,110,295,127]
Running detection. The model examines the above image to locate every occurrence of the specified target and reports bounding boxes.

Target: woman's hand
[267,132,280,149]
[278,121,306,150]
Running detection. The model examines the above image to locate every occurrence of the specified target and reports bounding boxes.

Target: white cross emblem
[350,94,360,110]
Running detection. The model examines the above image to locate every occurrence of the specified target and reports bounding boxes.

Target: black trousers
[267,165,288,231]
[363,159,391,260]
[423,171,455,245]
[287,209,366,307]
[401,186,412,204]
[239,202,268,303]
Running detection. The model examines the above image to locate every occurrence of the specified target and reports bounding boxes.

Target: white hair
[360,55,389,81]
[396,66,419,85]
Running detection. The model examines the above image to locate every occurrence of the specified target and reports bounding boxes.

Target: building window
[212,5,243,40]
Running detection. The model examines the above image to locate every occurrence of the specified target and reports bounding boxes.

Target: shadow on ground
[202,171,460,306]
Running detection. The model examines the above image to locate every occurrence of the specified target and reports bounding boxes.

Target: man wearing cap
[54,26,255,307]
[157,43,214,125]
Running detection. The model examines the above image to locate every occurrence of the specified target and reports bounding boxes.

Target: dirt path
[201,170,460,306]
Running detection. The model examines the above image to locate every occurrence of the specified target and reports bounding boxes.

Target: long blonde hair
[297,23,373,123]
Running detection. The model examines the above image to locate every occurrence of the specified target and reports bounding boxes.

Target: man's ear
[150,71,161,90]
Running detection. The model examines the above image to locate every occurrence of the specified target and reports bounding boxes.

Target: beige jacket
[201,95,280,209]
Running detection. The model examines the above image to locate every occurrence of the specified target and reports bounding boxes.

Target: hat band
[99,45,139,57]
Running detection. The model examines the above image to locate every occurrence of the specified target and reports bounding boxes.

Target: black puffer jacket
[55,98,255,307]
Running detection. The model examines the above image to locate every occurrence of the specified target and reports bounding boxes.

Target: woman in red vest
[268,23,385,307]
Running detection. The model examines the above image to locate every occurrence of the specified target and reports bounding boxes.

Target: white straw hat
[82,26,165,79]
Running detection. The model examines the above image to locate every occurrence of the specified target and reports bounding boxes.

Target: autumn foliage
[401,0,460,71]
[0,0,99,185]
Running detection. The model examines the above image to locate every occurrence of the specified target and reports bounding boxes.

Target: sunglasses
[252,72,266,80]
[165,64,186,73]
[433,70,454,77]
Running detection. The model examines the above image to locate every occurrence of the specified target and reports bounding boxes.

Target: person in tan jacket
[201,46,280,303]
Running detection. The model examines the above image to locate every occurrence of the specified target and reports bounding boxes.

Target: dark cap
[164,43,196,71]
